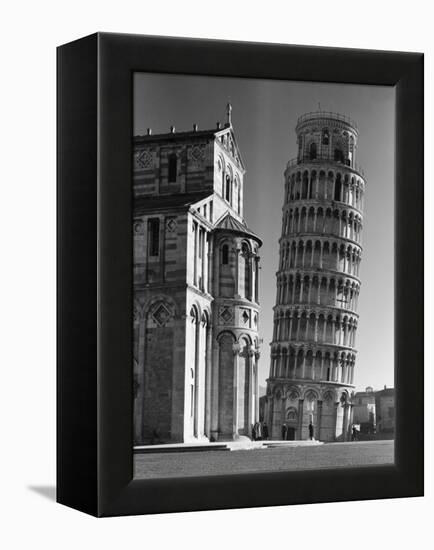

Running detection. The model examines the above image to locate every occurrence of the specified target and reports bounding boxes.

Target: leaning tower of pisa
[265,111,365,442]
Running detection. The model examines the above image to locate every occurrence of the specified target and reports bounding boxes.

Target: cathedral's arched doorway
[286,427,296,440]
[285,406,298,440]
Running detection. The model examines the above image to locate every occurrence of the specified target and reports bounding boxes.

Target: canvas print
[132,73,395,479]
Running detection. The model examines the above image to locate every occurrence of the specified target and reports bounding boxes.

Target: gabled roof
[134,123,245,171]
[214,211,262,244]
[214,126,245,171]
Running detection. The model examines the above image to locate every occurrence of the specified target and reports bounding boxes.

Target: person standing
[281,423,287,441]
[352,426,358,441]
[308,422,314,440]
[262,422,269,440]
[256,422,262,441]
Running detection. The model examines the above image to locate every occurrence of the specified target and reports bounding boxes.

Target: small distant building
[353,386,376,434]
[375,386,395,436]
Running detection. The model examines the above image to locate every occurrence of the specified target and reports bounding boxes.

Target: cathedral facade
[133,107,262,445]
[265,111,366,442]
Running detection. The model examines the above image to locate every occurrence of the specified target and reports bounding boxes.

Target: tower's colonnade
[266,111,366,442]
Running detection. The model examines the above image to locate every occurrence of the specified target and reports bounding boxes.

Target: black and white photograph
[3,0,429,544]
[132,73,395,479]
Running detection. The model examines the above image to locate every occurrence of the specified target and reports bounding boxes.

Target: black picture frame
[57,32,424,517]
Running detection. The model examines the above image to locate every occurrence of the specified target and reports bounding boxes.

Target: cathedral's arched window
[309,142,317,160]
[222,244,229,265]
[224,174,232,204]
[240,243,251,299]
[148,218,160,256]
[168,153,177,183]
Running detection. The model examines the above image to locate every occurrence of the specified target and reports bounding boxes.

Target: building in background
[375,386,395,437]
[265,111,366,441]
[353,386,376,434]
[133,106,262,445]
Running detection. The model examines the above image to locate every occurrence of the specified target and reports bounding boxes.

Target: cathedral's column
[254,351,260,423]
[210,342,220,441]
[247,346,254,434]
[203,231,209,293]
[250,254,255,302]
[193,319,200,438]
[207,234,214,295]
[232,342,241,438]
[204,324,213,438]
[234,245,241,297]
[255,256,260,303]
[193,222,198,286]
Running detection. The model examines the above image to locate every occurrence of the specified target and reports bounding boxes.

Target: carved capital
[232,342,241,356]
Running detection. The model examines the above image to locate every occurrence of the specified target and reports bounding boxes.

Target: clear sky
[134,73,395,394]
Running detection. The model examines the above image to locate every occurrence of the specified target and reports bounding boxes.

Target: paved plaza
[134,440,394,479]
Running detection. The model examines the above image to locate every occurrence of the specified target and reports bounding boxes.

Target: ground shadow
[28,485,56,502]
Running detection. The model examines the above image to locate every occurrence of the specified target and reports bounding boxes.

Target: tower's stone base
[264,381,354,442]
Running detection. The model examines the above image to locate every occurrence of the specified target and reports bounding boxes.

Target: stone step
[264,440,323,448]
[134,443,229,454]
